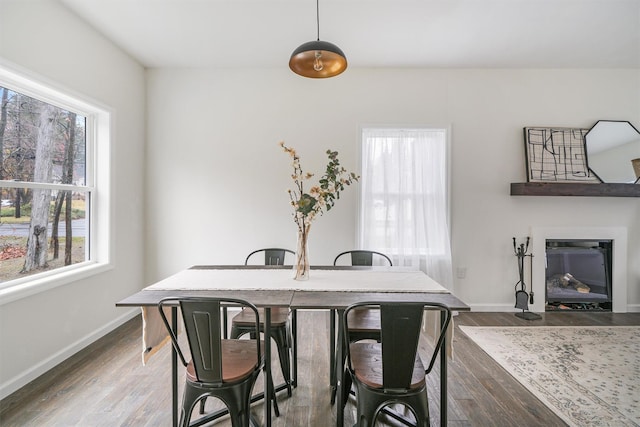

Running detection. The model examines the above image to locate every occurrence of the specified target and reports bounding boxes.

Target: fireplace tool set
[513,237,541,320]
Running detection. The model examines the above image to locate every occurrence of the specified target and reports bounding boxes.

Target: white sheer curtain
[359,127,454,290]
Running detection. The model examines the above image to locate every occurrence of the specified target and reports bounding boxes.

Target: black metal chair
[333,250,392,267]
[333,250,393,342]
[329,250,394,404]
[158,297,266,427]
[341,301,452,427]
[244,248,294,266]
[231,248,294,396]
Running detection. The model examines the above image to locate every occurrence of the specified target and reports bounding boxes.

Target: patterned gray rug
[459,325,640,427]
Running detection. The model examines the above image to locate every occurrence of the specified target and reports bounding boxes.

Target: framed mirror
[585,120,640,184]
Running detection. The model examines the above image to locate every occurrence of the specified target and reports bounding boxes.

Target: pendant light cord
[316,0,320,41]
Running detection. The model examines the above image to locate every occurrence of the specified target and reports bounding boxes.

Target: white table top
[145,267,449,293]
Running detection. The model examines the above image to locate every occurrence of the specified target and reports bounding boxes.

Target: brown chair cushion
[349,342,426,390]
[186,339,262,383]
[232,307,289,327]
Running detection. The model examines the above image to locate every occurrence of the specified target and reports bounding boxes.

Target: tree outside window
[1,85,89,284]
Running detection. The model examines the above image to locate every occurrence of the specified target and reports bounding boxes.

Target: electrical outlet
[456,267,467,279]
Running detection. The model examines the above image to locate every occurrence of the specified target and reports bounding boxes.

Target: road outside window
[0,85,89,285]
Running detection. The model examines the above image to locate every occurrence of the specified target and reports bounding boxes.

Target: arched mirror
[585,120,640,184]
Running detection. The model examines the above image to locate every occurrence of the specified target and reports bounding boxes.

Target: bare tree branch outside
[1,85,88,283]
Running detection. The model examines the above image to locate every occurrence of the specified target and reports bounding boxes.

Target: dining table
[116,265,469,427]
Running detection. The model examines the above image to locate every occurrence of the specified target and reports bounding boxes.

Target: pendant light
[289,0,347,78]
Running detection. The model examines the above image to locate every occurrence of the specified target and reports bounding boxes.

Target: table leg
[292,309,298,388]
[171,307,178,427]
[264,307,272,427]
[440,310,447,427]
[329,309,336,404]
[335,308,344,427]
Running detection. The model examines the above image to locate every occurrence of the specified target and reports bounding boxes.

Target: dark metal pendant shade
[289,0,347,78]
[289,40,347,78]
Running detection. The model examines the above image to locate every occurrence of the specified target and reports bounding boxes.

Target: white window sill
[0,262,113,306]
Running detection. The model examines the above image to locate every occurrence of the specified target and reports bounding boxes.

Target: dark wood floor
[1,310,639,426]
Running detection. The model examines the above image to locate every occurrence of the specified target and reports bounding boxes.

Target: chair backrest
[333,250,393,267]
[344,301,451,389]
[158,297,261,384]
[245,248,295,265]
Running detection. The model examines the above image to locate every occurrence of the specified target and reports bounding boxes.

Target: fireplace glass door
[545,239,612,310]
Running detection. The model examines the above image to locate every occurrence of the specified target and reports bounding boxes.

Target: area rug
[459,325,640,427]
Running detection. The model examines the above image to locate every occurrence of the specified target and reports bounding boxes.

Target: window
[0,64,111,300]
[359,126,453,289]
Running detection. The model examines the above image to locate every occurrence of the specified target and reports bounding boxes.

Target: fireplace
[530,227,628,313]
[545,239,612,311]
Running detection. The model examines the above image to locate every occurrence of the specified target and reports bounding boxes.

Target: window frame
[0,61,113,305]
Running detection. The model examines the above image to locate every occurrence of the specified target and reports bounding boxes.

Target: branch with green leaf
[280,141,359,233]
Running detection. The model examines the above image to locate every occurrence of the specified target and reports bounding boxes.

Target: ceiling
[59,0,640,69]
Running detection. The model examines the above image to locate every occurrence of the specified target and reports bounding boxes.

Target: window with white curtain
[359,127,453,289]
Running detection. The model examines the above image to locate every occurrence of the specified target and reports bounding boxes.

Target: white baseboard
[626,304,640,313]
[0,308,139,401]
[468,304,522,312]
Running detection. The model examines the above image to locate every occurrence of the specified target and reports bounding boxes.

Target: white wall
[0,0,145,398]
[146,68,639,311]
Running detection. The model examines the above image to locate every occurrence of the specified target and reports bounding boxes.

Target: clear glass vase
[294,225,310,280]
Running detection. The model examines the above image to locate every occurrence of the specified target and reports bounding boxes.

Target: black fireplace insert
[545,239,612,311]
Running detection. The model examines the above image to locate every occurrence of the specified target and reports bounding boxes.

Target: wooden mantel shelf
[510,182,640,197]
